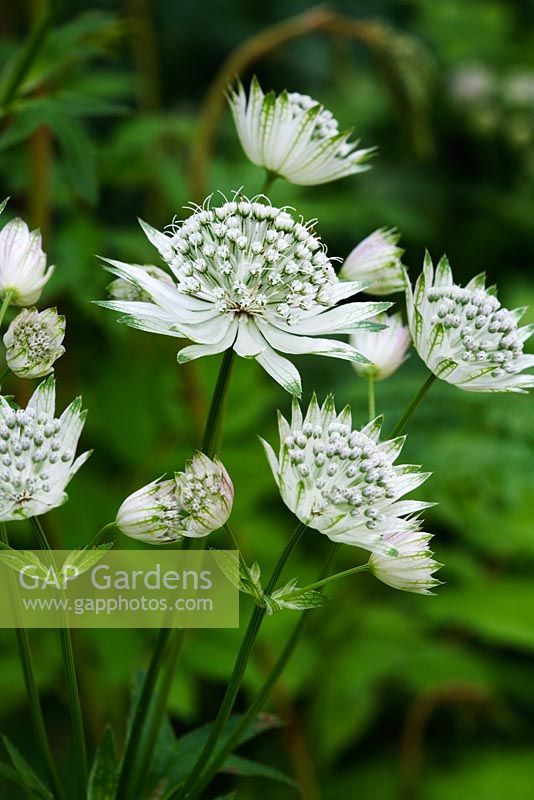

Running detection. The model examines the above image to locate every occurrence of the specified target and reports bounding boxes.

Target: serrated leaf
[87,727,118,800]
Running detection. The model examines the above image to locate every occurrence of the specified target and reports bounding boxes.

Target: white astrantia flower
[350,313,410,380]
[261,395,433,554]
[3,307,65,379]
[116,452,234,544]
[0,215,54,306]
[227,78,374,186]
[406,253,534,393]
[97,196,390,396]
[0,376,89,521]
[340,228,405,295]
[369,529,441,594]
[108,264,174,302]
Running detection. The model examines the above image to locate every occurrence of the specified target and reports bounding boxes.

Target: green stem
[0,3,54,110]
[32,517,87,800]
[390,373,437,437]
[174,522,307,800]
[115,349,235,800]
[289,561,369,594]
[261,170,278,195]
[185,543,341,799]
[201,349,235,457]
[83,521,117,551]
[0,366,10,384]
[0,290,13,329]
[0,523,65,800]
[367,372,376,421]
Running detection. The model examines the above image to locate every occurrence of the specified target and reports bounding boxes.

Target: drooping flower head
[261,395,432,554]
[3,307,65,379]
[340,228,405,295]
[406,253,534,392]
[98,196,389,395]
[108,264,174,302]
[0,215,54,306]
[228,78,374,186]
[116,452,234,544]
[350,313,410,380]
[0,376,89,521]
[369,529,441,594]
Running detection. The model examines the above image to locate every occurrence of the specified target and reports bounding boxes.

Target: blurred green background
[1,0,534,798]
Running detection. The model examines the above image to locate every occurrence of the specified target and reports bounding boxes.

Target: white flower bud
[116,452,234,544]
[3,308,65,379]
[369,530,441,594]
[0,216,54,306]
[340,228,405,295]
[108,265,175,301]
[350,313,410,380]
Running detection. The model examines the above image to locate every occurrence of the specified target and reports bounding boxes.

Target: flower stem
[367,372,376,421]
[31,517,87,800]
[0,3,54,110]
[0,290,13,329]
[0,523,65,800]
[184,542,341,799]
[83,521,117,551]
[261,170,278,196]
[390,373,437,437]
[0,366,10,384]
[115,349,236,800]
[174,522,307,800]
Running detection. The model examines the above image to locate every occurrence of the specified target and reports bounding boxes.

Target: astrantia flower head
[350,313,410,380]
[261,395,432,554]
[3,307,65,379]
[108,265,174,302]
[0,215,54,306]
[116,452,233,544]
[98,196,389,396]
[0,376,89,521]
[228,78,374,186]
[340,228,405,295]
[406,253,534,393]
[369,529,441,594]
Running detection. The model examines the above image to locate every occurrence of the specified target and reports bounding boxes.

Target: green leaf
[87,727,118,800]
[222,753,299,789]
[0,547,49,580]
[61,544,112,582]
[53,114,98,204]
[1,735,53,799]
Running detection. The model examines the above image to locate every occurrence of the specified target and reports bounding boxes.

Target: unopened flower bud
[4,308,65,379]
[350,313,410,380]
[340,228,404,295]
[0,214,53,306]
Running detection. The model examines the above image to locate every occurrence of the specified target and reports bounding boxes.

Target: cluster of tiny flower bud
[157,199,336,325]
[4,307,65,379]
[428,285,523,376]
[284,419,397,531]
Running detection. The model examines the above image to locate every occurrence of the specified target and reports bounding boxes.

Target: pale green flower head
[0,210,54,306]
[108,264,174,302]
[406,252,534,393]
[261,394,433,554]
[340,228,405,295]
[97,196,390,396]
[3,307,65,379]
[116,452,234,544]
[369,529,441,595]
[350,313,411,380]
[0,376,90,521]
[228,78,374,186]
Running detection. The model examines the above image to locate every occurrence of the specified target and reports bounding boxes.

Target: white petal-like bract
[228,78,374,186]
[261,395,433,554]
[406,253,534,393]
[98,196,390,396]
[369,529,441,594]
[350,313,410,380]
[4,307,65,379]
[0,214,54,306]
[0,377,89,521]
[116,452,234,544]
[340,228,405,295]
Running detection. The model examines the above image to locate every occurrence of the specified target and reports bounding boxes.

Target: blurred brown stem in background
[399,681,496,800]
[189,5,434,200]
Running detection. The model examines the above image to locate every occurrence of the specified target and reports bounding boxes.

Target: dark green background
[1,0,533,797]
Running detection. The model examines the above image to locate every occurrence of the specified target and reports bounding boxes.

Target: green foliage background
[1,0,533,797]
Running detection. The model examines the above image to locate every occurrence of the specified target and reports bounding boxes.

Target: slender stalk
[0,366,10,383]
[390,373,437,437]
[261,170,278,196]
[174,522,307,800]
[0,523,65,800]
[32,517,87,800]
[0,290,13,328]
[115,349,235,800]
[288,562,369,594]
[186,543,341,799]
[82,521,117,551]
[0,3,54,110]
[367,372,375,421]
